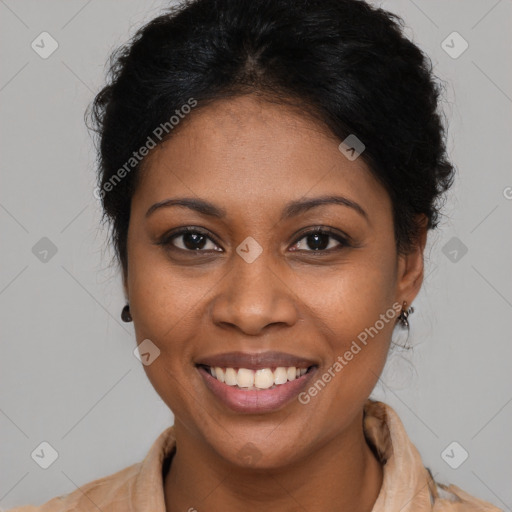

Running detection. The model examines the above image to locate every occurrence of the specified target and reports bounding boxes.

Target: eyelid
[291,226,350,245]
[158,226,223,251]
[288,227,351,254]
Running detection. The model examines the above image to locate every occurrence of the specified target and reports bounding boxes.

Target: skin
[123,93,428,512]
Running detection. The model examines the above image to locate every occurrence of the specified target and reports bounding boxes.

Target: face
[124,94,426,469]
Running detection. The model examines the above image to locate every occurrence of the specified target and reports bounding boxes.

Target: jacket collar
[363,399,435,511]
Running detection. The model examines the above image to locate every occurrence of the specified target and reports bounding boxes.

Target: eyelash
[157,226,351,255]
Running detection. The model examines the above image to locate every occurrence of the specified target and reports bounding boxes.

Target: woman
[9,0,502,510]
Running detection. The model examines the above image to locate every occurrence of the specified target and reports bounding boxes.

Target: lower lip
[197,365,317,414]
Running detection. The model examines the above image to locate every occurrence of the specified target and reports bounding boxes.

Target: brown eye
[159,227,222,252]
[289,228,349,252]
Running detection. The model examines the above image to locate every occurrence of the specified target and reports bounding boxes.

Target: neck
[164,411,383,512]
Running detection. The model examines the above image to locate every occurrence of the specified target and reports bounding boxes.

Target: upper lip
[195,351,318,370]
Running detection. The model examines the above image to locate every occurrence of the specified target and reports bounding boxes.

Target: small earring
[121,304,132,322]
[397,300,414,328]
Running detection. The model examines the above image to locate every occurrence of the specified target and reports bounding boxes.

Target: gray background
[1,0,511,509]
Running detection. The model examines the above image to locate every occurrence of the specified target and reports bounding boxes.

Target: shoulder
[363,399,503,512]
[5,461,141,511]
[430,481,503,511]
[6,425,177,512]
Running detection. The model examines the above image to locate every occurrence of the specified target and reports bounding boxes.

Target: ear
[395,214,429,306]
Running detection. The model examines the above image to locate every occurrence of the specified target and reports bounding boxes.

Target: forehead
[133,94,391,222]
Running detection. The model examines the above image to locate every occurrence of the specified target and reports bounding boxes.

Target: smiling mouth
[197,364,316,391]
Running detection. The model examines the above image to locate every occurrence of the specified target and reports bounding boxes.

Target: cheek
[301,246,397,338]
[126,241,208,410]
[127,255,208,418]
[296,247,398,388]
[127,235,206,340]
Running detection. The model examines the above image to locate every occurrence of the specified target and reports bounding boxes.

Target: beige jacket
[7,400,501,511]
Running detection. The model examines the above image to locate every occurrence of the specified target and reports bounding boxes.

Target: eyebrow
[145,194,369,222]
[146,197,227,219]
[280,195,368,222]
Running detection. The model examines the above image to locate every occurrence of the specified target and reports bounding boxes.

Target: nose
[210,256,299,336]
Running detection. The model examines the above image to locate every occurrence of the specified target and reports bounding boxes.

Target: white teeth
[215,367,225,383]
[274,367,288,385]
[224,368,238,386]
[237,368,254,388]
[207,365,311,388]
[254,369,274,389]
